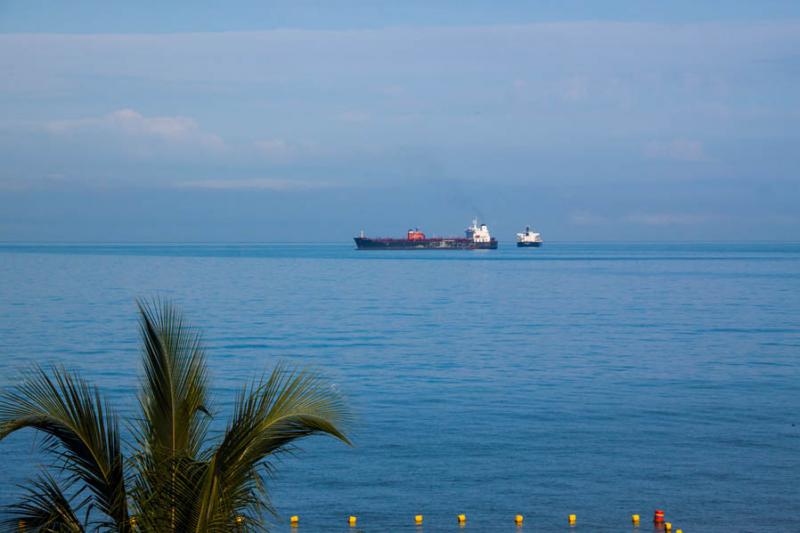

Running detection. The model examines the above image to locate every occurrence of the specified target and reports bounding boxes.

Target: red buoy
[654,509,665,523]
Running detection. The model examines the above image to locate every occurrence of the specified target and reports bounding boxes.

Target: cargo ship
[516,225,543,247]
[354,219,498,250]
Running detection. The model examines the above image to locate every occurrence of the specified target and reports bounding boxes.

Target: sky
[1,1,799,242]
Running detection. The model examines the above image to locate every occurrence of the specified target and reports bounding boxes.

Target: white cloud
[0,21,797,192]
[45,109,225,155]
[644,139,707,162]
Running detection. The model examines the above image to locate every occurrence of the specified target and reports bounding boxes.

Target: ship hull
[355,237,497,250]
[516,242,542,247]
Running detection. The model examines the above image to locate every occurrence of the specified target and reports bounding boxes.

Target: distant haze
[1,1,799,242]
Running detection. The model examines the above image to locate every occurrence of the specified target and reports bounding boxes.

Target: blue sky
[1,1,799,242]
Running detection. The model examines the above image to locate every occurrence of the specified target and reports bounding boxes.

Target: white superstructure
[516,226,543,245]
[465,219,492,243]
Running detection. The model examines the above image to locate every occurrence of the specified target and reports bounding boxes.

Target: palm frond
[0,301,352,533]
[128,453,209,532]
[1,473,86,533]
[0,368,128,531]
[192,365,351,532]
[135,299,210,458]
[130,299,211,531]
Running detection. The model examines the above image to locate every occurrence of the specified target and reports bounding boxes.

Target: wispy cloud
[0,21,798,230]
[45,109,225,156]
[569,211,609,226]
[561,77,588,102]
[625,212,720,226]
[253,138,322,161]
[336,111,371,123]
[174,178,331,191]
[570,210,722,227]
[644,139,707,162]
[254,139,293,157]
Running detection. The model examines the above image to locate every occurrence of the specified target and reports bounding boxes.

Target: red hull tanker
[354,219,498,250]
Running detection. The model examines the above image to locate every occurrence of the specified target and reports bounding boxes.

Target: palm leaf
[192,365,351,532]
[134,299,209,458]
[0,301,352,533]
[129,299,210,531]
[1,473,86,532]
[0,367,128,531]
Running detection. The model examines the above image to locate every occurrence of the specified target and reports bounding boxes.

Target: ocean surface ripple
[0,243,798,532]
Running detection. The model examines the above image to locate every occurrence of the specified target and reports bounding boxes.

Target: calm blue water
[1,243,798,532]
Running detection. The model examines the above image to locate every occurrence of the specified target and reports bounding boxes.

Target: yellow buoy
[457,513,467,524]
[675,530,683,533]
[632,514,640,525]
[415,515,423,524]
[348,516,357,527]
[568,514,576,525]
[515,514,524,525]
[290,515,299,527]
[665,522,672,531]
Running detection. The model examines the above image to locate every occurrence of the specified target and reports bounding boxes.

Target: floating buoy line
[270,509,685,530]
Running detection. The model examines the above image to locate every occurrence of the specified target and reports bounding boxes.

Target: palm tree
[0,301,351,532]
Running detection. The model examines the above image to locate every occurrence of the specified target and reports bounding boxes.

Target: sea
[0,243,798,532]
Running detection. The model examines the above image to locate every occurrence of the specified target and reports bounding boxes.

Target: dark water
[0,243,798,532]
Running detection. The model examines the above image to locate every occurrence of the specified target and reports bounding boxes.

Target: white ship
[516,226,543,247]
[465,219,494,244]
